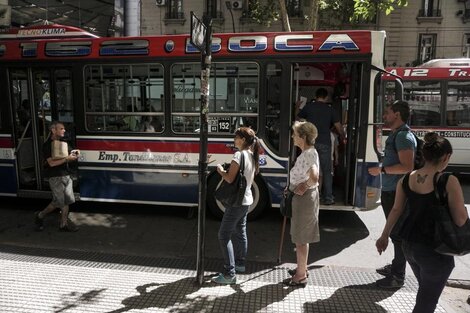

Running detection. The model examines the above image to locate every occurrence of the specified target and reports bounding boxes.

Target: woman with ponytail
[376,132,468,312]
[212,127,260,284]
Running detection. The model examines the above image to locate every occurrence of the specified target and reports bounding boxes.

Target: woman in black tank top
[376,132,468,313]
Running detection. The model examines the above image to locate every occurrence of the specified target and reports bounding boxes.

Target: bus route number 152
[209,117,231,133]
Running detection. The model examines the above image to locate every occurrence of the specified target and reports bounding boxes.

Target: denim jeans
[402,241,454,313]
[381,190,406,279]
[316,143,334,202]
[218,204,249,278]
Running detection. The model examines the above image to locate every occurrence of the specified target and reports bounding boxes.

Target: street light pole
[225,1,236,33]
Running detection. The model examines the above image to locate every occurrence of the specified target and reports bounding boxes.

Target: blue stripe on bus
[79,169,199,203]
[0,165,17,194]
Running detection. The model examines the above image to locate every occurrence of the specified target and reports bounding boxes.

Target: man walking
[297,88,345,205]
[368,100,416,288]
[35,121,80,232]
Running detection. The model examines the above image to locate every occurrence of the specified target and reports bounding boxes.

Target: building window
[465,34,470,58]
[418,34,436,63]
[286,0,303,17]
[419,0,440,17]
[166,0,184,19]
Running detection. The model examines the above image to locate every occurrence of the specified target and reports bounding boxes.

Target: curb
[447,279,470,290]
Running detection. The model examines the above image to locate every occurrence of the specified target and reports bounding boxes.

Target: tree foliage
[351,0,408,22]
[245,0,408,30]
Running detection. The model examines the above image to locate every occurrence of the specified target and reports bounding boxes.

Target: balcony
[164,12,186,25]
[417,9,443,24]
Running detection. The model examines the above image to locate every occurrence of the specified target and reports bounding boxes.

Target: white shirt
[289,146,319,188]
[233,150,255,206]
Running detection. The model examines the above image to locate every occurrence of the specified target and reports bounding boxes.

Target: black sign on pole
[190,12,206,52]
[191,11,212,286]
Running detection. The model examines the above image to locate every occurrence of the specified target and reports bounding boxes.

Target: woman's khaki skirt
[290,187,320,244]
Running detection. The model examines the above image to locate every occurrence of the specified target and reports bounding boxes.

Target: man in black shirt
[35,121,80,232]
[297,88,345,205]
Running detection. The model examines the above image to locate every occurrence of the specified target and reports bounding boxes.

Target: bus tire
[207,174,269,221]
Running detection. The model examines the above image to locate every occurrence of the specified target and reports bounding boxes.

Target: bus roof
[419,58,470,68]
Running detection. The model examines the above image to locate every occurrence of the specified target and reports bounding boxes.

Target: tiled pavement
[0,244,451,313]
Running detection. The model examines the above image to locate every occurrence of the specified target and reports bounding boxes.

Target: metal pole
[196,11,212,286]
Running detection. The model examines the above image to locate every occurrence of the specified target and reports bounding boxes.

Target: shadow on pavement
[303,283,399,313]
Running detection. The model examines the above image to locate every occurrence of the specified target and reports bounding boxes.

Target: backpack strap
[433,172,451,204]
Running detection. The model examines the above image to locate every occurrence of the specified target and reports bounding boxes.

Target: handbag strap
[433,172,451,205]
[239,150,245,176]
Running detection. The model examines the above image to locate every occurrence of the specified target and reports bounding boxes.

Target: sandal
[287,268,309,277]
[283,277,308,287]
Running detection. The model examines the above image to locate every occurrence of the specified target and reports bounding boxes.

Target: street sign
[190,12,206,52]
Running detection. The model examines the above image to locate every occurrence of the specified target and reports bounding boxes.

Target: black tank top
[400,173,439,246]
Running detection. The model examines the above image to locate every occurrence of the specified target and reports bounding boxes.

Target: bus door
[10,68,75,196]
[289,62,367,208]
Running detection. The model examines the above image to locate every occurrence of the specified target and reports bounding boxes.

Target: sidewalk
[0,199,469,312]
[0,244,450,313]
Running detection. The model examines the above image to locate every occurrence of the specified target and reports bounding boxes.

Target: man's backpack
[392,130,424,170]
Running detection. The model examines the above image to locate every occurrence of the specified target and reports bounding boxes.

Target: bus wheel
[207,174,269,220]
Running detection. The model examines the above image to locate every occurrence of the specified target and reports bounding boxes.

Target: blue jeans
[316,143,334,202]
[218,204,249,278]
[402,241,454,313]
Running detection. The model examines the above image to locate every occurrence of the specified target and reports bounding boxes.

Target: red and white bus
[0,24,388,218]
[383,58,470,174]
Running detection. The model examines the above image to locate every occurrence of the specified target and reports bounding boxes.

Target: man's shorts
[49,175,75,207]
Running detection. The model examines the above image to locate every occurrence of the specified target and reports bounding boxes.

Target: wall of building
[377,1,469,66]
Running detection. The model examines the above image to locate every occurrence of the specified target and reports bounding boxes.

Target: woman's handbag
[433,173,470,256]
[215,152,247,208]
[280,189,293,218]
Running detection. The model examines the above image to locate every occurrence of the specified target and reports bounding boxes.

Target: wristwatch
[381,166,386,174]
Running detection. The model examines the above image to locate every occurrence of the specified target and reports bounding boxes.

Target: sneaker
[376,264,392,276]
[211,273,236,285]
[235,265,246,273]
[34,211,44,231]
[376,275,404,289]
[59,221,79,232]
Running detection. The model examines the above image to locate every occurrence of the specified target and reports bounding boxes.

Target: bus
[0,24,387,219]
[383,58,470,174]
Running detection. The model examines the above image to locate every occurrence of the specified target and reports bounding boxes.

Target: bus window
[447,81,470,127]
[171,62,259,134]
[403,81,441,126]
[84,64,164,132]
[265,62,282,151]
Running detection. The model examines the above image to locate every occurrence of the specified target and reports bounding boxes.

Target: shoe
[321,199,335,205]
[376,275,404,289]
[34,211,44,231]
[287,268,309,277]
[211,273,236,285]
[283,277,308,287]
[235,265,246,273]
[59,221,79,232]
[376,264,392,276]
